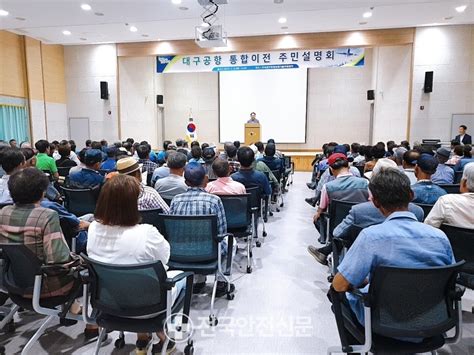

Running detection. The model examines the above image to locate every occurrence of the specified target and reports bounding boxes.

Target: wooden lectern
[244,123,261,146]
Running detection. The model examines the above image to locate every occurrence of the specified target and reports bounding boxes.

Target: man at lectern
[247,112,259,124]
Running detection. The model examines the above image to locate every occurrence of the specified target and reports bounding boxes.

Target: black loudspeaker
[423,71,434,93]
[156,95,164,105]
[367,90,375,101]
[100,81,109,100]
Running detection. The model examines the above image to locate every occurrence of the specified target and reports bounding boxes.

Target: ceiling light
[444,16,454,20]
[94,12,104,16]
[142,34,149,37]
[0,9,9,16]
[15,17,26,21]
[455,5,467,13]
[62,30,72,35]
[359,21,368,25]
[363,11,372,18]
[274,0,284,4]
[81,4,92,11]
[281,26,288,30]
[129,26,138,32]
[278,17,287,24]
[178,6,188,10]
[201,22,210,27]
[80,37,87,41]
[172,0,182,4]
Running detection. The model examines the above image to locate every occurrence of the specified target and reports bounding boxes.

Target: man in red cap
[308,153,369,265]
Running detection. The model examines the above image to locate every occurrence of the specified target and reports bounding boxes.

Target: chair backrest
[139,208,164,232]
[355,165,365,177]
[159,214,219,263]
[57,166,72,177]
[438,184,460,194]
[245,186,262,210]
[328,199,358,237]
[218,194,251,229]
[454,171,463,184]
[82,254,169,318]
[441,224,474,267]
[414,203,434,220]
[369,262,464,339]
[61,186,98,216]
[283,155,291,170]
[0,244,42,296]
[271,169,282,182]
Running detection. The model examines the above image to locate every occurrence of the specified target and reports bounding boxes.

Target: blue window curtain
[0,104,30,143]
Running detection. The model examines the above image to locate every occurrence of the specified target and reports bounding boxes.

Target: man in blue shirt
[68,149,105,189]
[411,154,447,204]
[431,147,454,184]
[100,147,117,172]
[332,168,454,328]
[257,143,284,174]
[231,146,271,196]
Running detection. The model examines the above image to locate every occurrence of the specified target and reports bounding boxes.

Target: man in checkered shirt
[169,162,234,297]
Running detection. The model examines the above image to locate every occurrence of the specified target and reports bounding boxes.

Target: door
[69,117,90,150]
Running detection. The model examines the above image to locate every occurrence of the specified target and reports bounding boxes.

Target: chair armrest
[328,286,355,353]
[39,264,73,277]
[216,233,233,243]
[348,288,371,307]
[164,271,194,289]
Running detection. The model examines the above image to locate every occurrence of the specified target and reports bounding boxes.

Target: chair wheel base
[264,217,268,223]
[184,342,194,355]
[227,293,235,300]
[262,231,267,237]
[246,266,252,273]
[327,275,334,283]
[280,203,284,207]
[256,241,262,247]
[114,337,125,349]
[209,315,218,327]
[269,212,273,216]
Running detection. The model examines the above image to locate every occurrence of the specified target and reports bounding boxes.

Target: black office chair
[246,186,267,246]
[61,186,98,216]
[332,224,364,274]
[441,224,474,312]
[1,244,83,354]
[414,203,434,221]
[139,208,164,233]
[270,169,284,210]
[81,255,194,355]
[158,214,234,326]
[328,262,465,355]
[438,184,460,194]
[57,166,72,178]
[0,249,19,335]
[282,155,293,187]
[218,194,253,273]
[454,170,463,184]
[354,165,365,177]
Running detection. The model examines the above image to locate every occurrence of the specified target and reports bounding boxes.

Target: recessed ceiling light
[172,0,182,4]
[278,17,287,24]
[444,16,454,20]
[201,22,210,27]
[281,26,288,30]
[178,6,188,10]
[94,12,104,16]
[359,21,368,25]
[15,17,26,21]
[274,0,284,4]
[0,9,9,16]
[80,37,87,41]
[81,4,92,11]
[363,11,372,18]
[62,30,72,36]
[455,5,467,13]
[142,34,149,37]
[129,26,138,32]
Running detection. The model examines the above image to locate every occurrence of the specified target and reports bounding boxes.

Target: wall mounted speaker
[100,81,109,100]
[423,71,433,93]
[157,95,164,105]
[367,90,375,101]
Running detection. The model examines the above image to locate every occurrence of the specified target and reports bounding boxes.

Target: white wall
[410,25,474,143]
[118,56,160,145]
[64,44,119,145]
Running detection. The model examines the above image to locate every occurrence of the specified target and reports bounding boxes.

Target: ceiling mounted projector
[197,0,228,5]
[195,24,227,48]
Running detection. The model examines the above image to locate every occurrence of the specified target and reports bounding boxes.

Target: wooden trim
[406,42,416,142]
[20,36,34,144]
[117,28,415,57]
[39,41,49,140]
[116,55,122,140]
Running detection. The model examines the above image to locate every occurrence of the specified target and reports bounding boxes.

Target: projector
[195,24,227,48]
[197,0,228,5]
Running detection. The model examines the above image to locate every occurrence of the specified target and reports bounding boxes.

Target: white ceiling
[0,0,473,45]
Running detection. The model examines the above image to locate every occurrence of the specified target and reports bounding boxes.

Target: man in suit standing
[455,125,472,145]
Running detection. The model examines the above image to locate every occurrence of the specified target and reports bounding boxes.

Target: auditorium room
[1,1,474,354]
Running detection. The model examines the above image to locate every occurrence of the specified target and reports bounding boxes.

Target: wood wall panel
[24,37,45,101]
[117,28,415,57]
[42,44,67,104]
[0,31,26,98]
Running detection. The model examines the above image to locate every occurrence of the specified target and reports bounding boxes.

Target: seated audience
[137,144,158,178]
[222,143,241,173]
[68,149,105,189]
[206,159,246,195]
[87,174,182,354]
[69,148,87,175]
[55,141,77,169]
[332,168,454,330]
[364,143,386,172]
[267,139,283,158]
[431,147,454,184]
[401,149,420,184]
[255,141,264,160]
[202,147,218,180]
[189,145,204,164]
[411,154,447,204]
[20,147,37,167]
[154,151,187,200]
[350,143,363,165]
[157,140,172,165]
[9,139,17,148]
[169,162,233,296]
[231,147,271,196]
[151,151,171,185]
[0,148,26,204]
[35,139,59,180]
[0,168,75,297]
[117,157,169,213]
[100,147,117,172]
[454,145,474,172]
[258,143,284,174]
[424,162,474,229]
[393,146,407,170]
[447,144,463,165]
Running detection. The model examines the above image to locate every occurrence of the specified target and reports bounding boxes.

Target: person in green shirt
[35,139,59,180]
